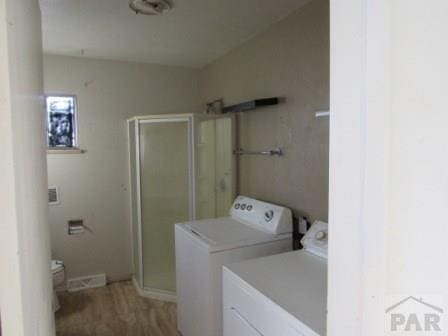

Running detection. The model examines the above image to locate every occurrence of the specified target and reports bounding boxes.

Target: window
[46,95,78,149]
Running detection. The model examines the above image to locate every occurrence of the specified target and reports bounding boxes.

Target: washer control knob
[241,204,247,210]
[315,230,327,241]
[234,203,240,210]
[264,210,274,222]
[246,205,253,211]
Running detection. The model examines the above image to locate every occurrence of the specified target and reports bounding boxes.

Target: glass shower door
[196,115,235,219]
[139,118,192,293]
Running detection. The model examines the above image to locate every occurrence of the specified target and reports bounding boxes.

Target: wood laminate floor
[56,281,178,336]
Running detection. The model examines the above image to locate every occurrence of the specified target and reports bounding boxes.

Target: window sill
[47,148,86,155]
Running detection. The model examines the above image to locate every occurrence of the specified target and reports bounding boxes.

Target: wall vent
[48,187,60,205]
[67,274,107,292]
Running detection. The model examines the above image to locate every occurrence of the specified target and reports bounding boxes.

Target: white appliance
[175,196,293,336]
[223,220,328,336]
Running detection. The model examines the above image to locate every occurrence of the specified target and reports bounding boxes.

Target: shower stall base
[132,276,177,302]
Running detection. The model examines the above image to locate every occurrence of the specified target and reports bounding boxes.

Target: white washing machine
[175,196,293,336]
[223,220,328,336]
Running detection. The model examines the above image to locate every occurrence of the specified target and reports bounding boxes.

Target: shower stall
[127,114,235,301]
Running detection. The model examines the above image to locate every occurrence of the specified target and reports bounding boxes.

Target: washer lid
[51,260,64,273]
[180,217,290,252]
[224,250,327,336]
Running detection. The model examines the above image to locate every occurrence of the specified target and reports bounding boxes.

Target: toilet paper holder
[68,220,92,235]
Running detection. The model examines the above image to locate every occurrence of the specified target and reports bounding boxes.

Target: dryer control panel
[301,220,328,259]
[230,196,292,235]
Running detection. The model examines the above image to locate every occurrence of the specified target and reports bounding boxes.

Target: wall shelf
[223,97,279,113]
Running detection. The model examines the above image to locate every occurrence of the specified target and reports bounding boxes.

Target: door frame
[328,0,392,334]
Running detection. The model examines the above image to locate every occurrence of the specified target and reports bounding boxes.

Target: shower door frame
[127,114,196,302]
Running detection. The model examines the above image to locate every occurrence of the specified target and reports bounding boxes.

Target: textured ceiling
[40,0,311,68]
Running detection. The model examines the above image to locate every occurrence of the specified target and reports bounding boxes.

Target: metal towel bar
[233,147,283,157]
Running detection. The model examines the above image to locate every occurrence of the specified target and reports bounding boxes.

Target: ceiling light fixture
[129,0,171,15]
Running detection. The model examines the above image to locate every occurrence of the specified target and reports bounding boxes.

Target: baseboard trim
[132,276,177,303]
[107,274,133,283]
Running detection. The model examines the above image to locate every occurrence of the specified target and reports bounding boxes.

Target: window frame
[45,93,79,150]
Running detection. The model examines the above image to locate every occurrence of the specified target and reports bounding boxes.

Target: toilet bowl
[51,260,65,312]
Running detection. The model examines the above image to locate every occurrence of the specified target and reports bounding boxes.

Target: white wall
[199,0,329,221]
[328,0,448,334]
[44,55,200,281]
[0,0,54,335]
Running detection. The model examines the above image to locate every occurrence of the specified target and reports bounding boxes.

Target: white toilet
[51,260,65,312]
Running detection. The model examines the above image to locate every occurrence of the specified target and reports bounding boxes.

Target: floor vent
[48,187,60,205]
[67,274,107,292]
